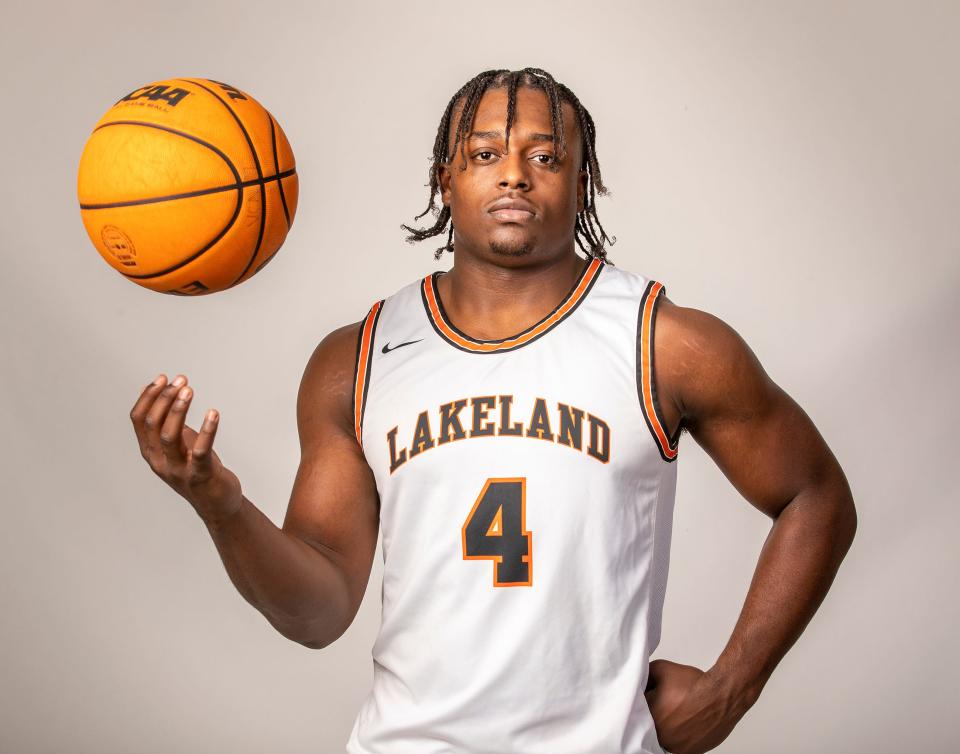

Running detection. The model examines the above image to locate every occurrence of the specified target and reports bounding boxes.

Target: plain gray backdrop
[1,1,957,751]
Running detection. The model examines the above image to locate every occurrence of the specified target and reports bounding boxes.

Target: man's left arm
[644,297,858,754]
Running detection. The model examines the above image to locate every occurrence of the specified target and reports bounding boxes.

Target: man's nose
[497,152,530,190]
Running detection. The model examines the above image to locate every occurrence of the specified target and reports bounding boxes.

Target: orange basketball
[77,77,298,295]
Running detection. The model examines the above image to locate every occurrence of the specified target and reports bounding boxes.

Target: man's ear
[576,169,588,214]
[439,162,453,206]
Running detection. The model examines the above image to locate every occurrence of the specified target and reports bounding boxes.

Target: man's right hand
[130,374,243,527]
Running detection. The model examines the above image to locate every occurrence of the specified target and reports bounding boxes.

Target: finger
[190,409,220,479]
[138,374,167,396]
[131,375,168,450]
[159,385,193,464]
[143,375,187,454]
[131,374,167,424]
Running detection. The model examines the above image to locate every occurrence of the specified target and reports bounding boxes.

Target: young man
[130,68,857,754]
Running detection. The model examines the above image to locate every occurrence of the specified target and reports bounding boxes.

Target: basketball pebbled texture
[77,78,299,295]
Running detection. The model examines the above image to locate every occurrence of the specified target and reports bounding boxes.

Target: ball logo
[242,167,263,227]
[163,280,210,296]
[100,225,137,267]
[207,79,248,101]
[116,84,191,108]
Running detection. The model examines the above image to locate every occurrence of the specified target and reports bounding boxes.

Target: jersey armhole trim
[352,300,384,448]
[637,281,680,463]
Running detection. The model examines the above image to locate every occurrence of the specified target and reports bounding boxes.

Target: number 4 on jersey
[462,477,532,587]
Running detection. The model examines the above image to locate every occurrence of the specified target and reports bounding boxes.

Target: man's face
[439,86,587,264]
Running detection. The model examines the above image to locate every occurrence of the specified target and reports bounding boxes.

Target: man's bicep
[669,306,839,519]
[282,324,380,614]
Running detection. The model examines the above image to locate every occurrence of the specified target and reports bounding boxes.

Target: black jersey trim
[637,280,680,462]
[421,256,604,354]
[352,300,384,447]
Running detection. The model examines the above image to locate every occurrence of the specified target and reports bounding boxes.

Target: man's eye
[534,154,555,165]
[474,151,495,161]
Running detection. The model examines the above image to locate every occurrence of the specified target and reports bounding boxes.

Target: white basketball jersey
[345,257,681,754]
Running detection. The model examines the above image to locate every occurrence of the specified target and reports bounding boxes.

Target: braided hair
[402,68,615,262]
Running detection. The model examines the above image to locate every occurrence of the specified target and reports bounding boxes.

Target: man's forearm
[708,476,857,713]
[202,494,352,648]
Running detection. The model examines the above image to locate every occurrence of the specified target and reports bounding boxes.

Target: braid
[524,67,565,159]
[402,67,615,262]
[504,70,520,152]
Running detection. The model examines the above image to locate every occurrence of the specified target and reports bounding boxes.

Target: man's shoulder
[655,296,749,366]
[654,295,768,423]
[297,320,363,433]
[297,270,429,424]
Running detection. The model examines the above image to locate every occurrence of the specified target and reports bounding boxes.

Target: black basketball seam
[84,120,244,280]
[267,111,292,229]
[89,120,242,184]
[176,78,267,287]
[80,168,295,210]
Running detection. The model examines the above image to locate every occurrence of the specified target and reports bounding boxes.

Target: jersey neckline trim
[420,257,605,354]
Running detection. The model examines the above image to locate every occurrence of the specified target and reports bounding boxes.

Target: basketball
[77,78,298,295]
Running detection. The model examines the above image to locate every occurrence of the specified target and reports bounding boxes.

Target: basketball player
[129,68,857,754]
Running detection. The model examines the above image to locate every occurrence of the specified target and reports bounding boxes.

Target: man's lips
[488,197,537,223]
[490,208,535,222]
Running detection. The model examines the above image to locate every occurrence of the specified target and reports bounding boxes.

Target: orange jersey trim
[353,300,383,447]
[639,281,679,462]
[422,257,604,354]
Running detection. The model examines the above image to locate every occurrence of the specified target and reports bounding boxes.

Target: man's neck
[435,250,587,342]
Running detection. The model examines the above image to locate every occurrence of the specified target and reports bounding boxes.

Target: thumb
[187,409,222,481]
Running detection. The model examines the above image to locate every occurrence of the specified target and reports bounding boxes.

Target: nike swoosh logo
[381,338,423,354]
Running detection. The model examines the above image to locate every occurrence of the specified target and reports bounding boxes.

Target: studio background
[1,1,957,752]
